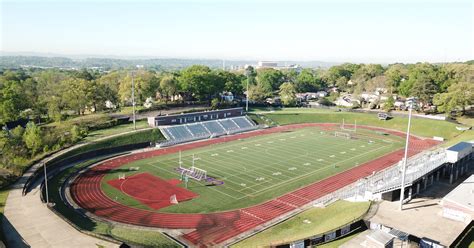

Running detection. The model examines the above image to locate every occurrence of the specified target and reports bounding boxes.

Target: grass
[84,120,149,142]
[231,200,370,248]
[255,108,464,140]
[101,126,403,213]
[46,155,180,247]
[48,129,163,169]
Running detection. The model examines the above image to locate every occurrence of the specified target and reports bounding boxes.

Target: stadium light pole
[399,99,414,211]
[245,67,250,112]
[131,70,136,130]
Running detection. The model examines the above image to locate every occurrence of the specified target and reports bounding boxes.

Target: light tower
[399,98,415,210]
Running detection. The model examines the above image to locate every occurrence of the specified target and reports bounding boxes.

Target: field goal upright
[178,152,208,182]
[340,118,357,133]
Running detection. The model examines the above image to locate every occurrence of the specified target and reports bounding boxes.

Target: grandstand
[159,116,257,146]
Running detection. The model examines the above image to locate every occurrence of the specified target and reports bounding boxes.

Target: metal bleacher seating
[158,116,258,146]
[218,119,239,131]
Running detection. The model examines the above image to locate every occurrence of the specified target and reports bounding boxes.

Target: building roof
[447,142,472,152]
[152,107,243,119]
[443,174,474,212]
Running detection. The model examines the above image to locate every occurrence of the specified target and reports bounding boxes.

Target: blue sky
[1,0,473,63]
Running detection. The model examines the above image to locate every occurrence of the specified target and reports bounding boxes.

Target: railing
[311,148,450,207]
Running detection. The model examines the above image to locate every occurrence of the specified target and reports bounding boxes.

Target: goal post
[180,166,207,181]
[341,118,357,132]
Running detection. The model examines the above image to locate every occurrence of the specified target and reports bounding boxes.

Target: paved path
[1,129,149,247]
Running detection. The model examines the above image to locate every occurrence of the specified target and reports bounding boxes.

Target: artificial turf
[101,126,404,213]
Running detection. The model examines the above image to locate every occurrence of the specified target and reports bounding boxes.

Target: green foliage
[159,74,178,103]
[256,68,284,91]
[118,70,160,105]
[178,65,224,102]
[248,84,271,102]
[23,122,42,156]
[295,69,324,92]
[0,79,29,122]
[211,98,220,109]
[434,81,474,115]
[279,82,297,106]
[384,96,395,111]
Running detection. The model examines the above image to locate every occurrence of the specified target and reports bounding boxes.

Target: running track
[70,123,439,247]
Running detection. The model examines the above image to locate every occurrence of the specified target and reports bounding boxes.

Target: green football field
[101,126,404,213]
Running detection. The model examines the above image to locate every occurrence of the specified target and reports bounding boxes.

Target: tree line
[1,62,473,124]
[0,62,472,186]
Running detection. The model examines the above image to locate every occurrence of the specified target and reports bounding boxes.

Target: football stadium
[2,2,474,247]
[62,109,443,247]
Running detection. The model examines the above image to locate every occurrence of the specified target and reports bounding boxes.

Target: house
[220,92,234,102]
[317,91,328,98]
[335,94,359,107]
[296,92,321,102]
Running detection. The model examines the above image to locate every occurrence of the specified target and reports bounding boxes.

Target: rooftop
[442,174,474,212]
[447,142,472,152]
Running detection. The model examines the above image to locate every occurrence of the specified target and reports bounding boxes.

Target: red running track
[70,123,439,247]
[107,172,198,210]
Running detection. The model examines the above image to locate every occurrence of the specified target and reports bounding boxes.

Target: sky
[1,0,473,63]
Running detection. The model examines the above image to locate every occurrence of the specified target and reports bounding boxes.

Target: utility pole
[43,162,49,205]
[399,100,414,210]
[131,70,136,130]
[245,68,250,112]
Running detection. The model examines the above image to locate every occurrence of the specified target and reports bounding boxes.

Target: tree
[384,96,395,112]
[279,82,297,106]
[218,70,243,96]
[34,70,69,121]
[178,65,224,102]
[256,68,284,91]
[433,81,473,115]
[118,70,160,105]
[295,69,322,92]
[385,64,408,94]
[160,74,178,103]
[248,84,271,102]
[23,122,42,156]
[63,78,92,115]
[410,75,438,108]
[0,80,29,122]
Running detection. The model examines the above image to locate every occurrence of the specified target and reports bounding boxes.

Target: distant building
[254,61,302,71]
[257,61,278,68]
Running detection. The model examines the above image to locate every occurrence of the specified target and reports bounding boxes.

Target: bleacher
[158,116,258,146]
[219,119,239,131]
[202,121,226,135]
[165,125,193,140]
[187,123,210,137]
